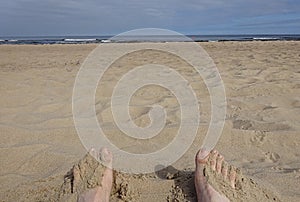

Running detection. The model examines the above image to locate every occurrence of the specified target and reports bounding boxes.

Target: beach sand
[0,41,299,201]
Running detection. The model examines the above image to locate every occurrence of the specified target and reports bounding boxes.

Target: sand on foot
[195,149,281,202]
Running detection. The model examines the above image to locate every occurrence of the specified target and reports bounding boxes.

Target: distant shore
[0,34,300,45]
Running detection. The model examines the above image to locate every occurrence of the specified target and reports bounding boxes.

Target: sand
[0,41,299,201]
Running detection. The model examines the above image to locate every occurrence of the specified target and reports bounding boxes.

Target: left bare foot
[77,148,113,202]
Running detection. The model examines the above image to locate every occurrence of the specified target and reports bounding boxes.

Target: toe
[195,148,210,184]
[209,150,218,171]
[100,147,113,167]
[229,166,236,189]
[221,162,228,179]
[195,148,210,164]
[72,165,81,192]
[216,154,224,174]
[100,148,113,200]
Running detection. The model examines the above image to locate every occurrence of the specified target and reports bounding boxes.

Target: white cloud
[1,0,299,35]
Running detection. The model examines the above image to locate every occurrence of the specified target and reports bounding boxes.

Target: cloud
[236,13,300,27]
[1,0,300,35]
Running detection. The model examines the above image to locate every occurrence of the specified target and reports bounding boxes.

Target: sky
[1,0,300,36]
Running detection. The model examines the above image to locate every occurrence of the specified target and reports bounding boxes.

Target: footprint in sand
[250,131,266,146]
[291,100,300,108]
[264,152,280,163]
[233,119,253,130]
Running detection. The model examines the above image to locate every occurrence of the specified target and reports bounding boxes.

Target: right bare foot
[195,149,237,202]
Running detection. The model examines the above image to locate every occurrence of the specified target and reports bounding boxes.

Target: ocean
[0,34,299,45]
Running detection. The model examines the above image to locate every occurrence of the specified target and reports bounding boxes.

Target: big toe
[195,148,210,166]
[100,147,113,166]
[100,148,113,196]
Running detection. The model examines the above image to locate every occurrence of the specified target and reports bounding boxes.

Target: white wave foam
[64,38,97,42]
[100,39,111,43]
[253,37,278,40]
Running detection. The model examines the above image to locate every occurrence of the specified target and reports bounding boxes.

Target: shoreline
[1,34,300,45]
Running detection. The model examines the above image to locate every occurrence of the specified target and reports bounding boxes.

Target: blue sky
[1,0,300,36]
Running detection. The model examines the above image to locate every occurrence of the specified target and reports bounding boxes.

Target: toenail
[100,148,112,163]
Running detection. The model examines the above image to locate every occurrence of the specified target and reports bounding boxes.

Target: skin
[77,148,236,202]
[194,148,237,202]
[77,148,113,202]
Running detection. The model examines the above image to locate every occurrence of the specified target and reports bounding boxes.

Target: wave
[253,37,278,40]
[0,35,299,45]
[100,39,111,43]
[64,38,97,42]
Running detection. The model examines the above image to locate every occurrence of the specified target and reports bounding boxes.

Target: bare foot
[195,149,237,202]
[77,148,113,202]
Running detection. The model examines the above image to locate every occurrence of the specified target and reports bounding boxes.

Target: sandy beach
[0,41,300,201]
